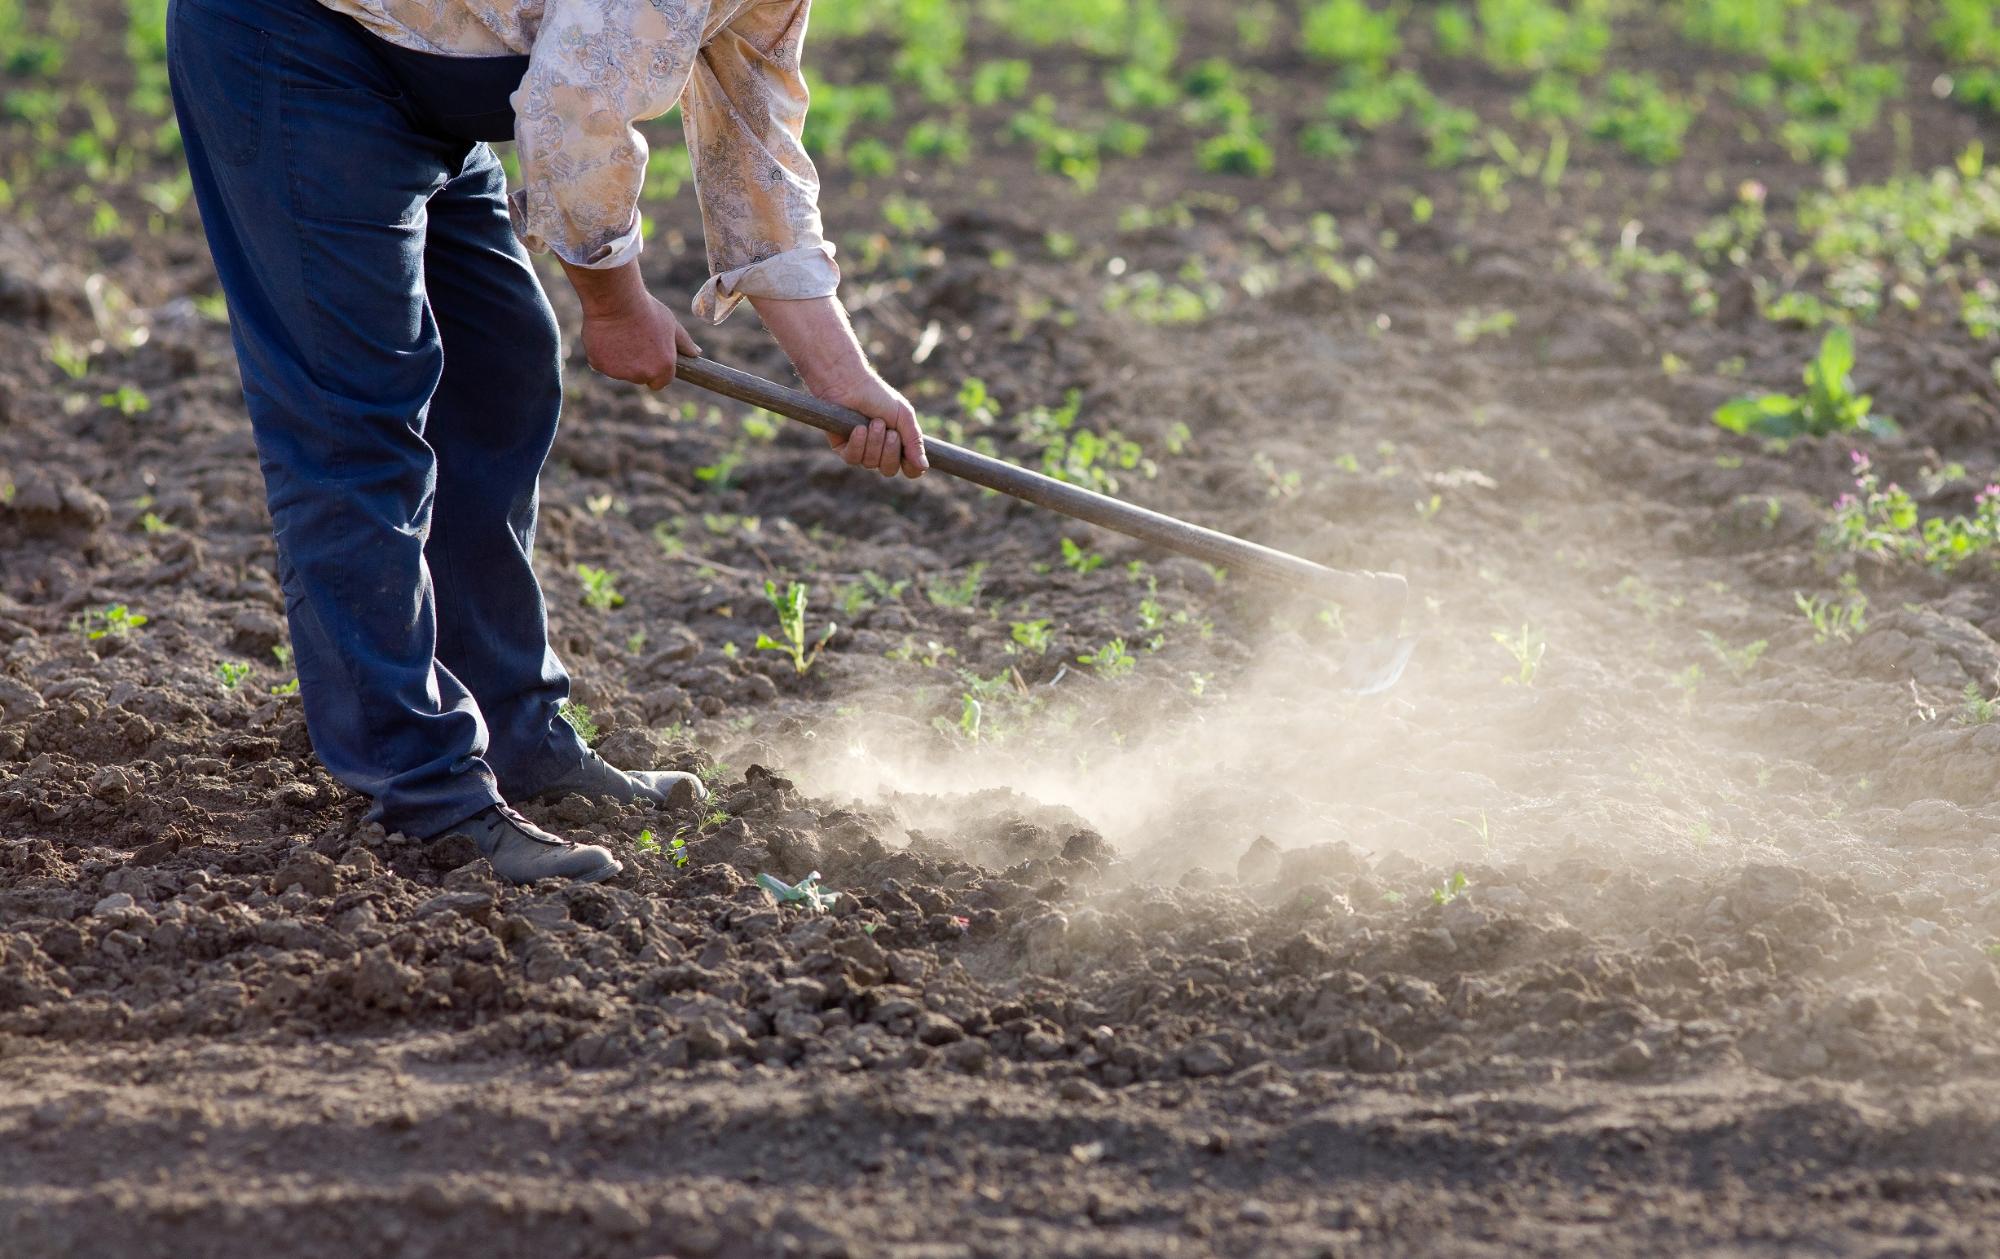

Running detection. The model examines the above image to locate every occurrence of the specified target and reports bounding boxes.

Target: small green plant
[576,565,625,612]
[636,828,691,867]
[215,660,251,689]
[926,563,987,609]
[1959,683,2000,725]
[1714,328,1894,440]
[1061,537,1105,575]
[139,511,174,535]
[754,580,836,674]
[560,700,599,744]
[100,385,150,416]
[1794,582,1868,645]
[1080,637,1137,679]
[270,678,300,697]
[77,605,148,640]
[1429,871,1469,905]
[1700,631,1768,679]
[1009,618,1055,653]
[1493,623,1546,685]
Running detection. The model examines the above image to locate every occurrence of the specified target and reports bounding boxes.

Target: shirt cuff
[507,190,645,271]
[691,242,840,324]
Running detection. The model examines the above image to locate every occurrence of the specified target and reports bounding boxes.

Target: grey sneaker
[529,748,707,810]
[443,805,622,886]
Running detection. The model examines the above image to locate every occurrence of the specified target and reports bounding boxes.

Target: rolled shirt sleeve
[508,0,838,322]
[684,0,839,323]
[508,0,709,270]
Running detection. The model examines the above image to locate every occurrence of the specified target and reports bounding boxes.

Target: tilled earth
[8,5,2000,1257]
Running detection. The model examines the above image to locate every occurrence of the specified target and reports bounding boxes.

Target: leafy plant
[1700,631,1768,679]
[926,563,987,609]
[1713,328,1893,441]
[1010,618,1055,653]
[1061,537,1105,575]
[1794,582,1867,644]
[1080,637,1137,678]
[1493,622,1546,685]
[754,580,836,674]
[576,564,625,612]
[215,660,251,689]
[1959,683,2000,726]
[1429,870,1469,905]
[636,828,690,867]
[77,604,148,640]
[1825,454,2000,571]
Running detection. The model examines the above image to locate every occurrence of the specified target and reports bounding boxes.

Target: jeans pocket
[166,0,270,167]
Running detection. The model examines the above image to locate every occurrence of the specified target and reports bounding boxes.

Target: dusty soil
[6,3,2000,1256]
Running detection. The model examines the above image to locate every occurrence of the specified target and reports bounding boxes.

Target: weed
[637,828,690,867]
[755,580,836,674]
[1429,871,1470,905]
[1061,537,1105,575]
[1794,581,1868,644]
[560,700,599,745]
[576,564,625,612]
[927,563,986,609]
[1714,328,1893,441]
[1080,637,1137,678]
[139,511,174,535]
[76,604,148,640]
[215,660,251,689]
[1825,453,2000,570]
[1009,618,1054,653]
[1959,683,2000,725]
[100,384,149,415]
[270,678,300,697]
[1699,631,1768,679]
[1493,622,1547,685]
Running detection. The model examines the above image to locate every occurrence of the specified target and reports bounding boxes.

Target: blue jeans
[167,0,588,837]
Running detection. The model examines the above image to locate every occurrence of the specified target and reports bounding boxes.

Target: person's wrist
[565,258,650,322]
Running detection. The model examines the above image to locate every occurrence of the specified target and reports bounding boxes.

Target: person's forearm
[560,257,651,320]
[749,295,872,391]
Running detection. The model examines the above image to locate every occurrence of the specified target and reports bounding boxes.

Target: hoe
[677,356,1417,696]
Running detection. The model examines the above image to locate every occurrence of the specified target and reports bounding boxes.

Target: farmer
[165,0,927,885]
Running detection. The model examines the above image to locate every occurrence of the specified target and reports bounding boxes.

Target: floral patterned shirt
[318,0,838,321]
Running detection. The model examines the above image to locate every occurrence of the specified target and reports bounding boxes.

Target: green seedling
[1959,683,2000,726]
[626,629,648,655]
[1700,631,1768,679]
[560,700,599,744]
[1061,537,1105,575]
[1794,585,1868,645]
[1429,871,1469,906]
[1714,328,1894,440]
[1009,618,1054,654]
[139,511,174,535]
[100,385,150,416]
[636,828,690,867]
[576,564,625,612]
[215,660,251,689]
[270,678,300,697]
[1672,663,1703,711]
[754,579,835,674]
[1080,637,1136,679]
[1453,811,1491,849]
[1493,623,1547,685]
[926,563,986,609]
[77,604,148,640]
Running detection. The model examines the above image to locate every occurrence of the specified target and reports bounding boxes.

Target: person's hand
[811,366,928,479]
[559,258,700,389]
[580,291,701,389]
